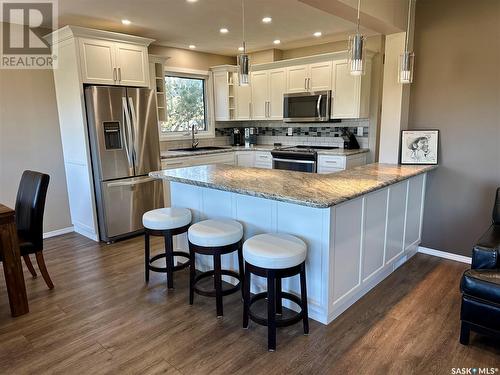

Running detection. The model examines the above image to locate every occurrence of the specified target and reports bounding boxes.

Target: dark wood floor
[0,233,498,374]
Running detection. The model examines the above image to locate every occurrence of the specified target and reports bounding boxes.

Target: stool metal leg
[267,270,277,351]
[189,245,195,305]
[214,254,224,317]
[300,263,309,335]
[275,277,282,315]
[243,262,251,329]
[238,246,245,300]
[164,234,174,289]
[145,231,150,283]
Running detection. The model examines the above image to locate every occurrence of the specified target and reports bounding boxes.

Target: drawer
[162,158,190,169]
[318,155,346,169]
[254,151,272,169]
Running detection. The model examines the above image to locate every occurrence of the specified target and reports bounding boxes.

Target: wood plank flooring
[0,232,498,374]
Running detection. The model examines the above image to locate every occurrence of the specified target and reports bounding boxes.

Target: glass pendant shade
[399,51,414,84]
[238,53,250,86]
[348,33,365,76]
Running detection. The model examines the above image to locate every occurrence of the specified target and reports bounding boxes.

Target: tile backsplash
[160,119,370,151]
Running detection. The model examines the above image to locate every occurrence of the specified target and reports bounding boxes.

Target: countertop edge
[150,164,435,208]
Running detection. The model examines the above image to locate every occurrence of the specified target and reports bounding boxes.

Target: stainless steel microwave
[283,90,331,122]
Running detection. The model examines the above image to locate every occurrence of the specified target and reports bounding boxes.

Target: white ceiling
[56,0,367,56]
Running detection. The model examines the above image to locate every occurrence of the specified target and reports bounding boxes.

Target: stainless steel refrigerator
[85,85,164,243]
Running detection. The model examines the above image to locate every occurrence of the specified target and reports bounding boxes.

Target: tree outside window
[162,75,207,134]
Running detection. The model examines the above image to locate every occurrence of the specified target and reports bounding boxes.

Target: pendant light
[399,0,415,84]
[238,0,250,86]
[348,0,365,76]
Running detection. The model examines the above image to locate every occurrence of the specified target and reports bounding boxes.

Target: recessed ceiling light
[121,19,131,25]
[313,31,322,37]
[186,0,198,2]
[220,28,229,34]
[238,46,245,51]
[273,39,281,45]
[262,17,272,23]
[189,45,196,49]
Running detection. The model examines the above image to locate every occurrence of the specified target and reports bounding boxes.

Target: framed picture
[400,130,439,165]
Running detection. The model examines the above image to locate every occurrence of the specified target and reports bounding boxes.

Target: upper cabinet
[50,26,154,88]
[286,61,332,93]
[331,59,372,119]
[80,39,149,87]
[212,50,374,121]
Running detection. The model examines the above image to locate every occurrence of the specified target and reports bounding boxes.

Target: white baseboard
[418,246,471,264]
[43,226,74,239]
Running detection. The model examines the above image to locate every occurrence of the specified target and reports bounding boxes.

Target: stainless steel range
[271,145,339,173]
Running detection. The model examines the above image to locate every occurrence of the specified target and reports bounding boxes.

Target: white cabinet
[250,71,268,120]
[235,151,255,167]
[286,61,332,93]
[79,38,116,85]
[79,38,149,87]
[250,68,286,120]
[254,151,273,169]
[115,43,149,87]
[317,153,367,174]
[213,71,232,121]
[331,59,372,119]
[286,65,309,93]
[235,74,252,120]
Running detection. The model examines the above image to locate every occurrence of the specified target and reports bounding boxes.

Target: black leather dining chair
[459,187,500,344]
[15,170,54,289]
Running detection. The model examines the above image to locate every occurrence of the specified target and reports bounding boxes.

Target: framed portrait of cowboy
[400,130,439,165]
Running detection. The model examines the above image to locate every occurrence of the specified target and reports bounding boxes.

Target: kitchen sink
[169,146,231,152]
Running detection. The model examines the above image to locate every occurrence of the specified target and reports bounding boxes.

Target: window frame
[159,67,215,141]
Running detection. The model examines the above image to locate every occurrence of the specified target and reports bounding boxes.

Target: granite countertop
[161,145,369,159]
[150,163,436,208]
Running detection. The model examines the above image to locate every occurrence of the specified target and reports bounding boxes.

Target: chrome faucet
[191,124,199,149]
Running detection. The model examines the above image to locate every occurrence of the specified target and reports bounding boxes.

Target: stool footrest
[248,291,304,328]
[148,252,190,273]
[193,269,242,297]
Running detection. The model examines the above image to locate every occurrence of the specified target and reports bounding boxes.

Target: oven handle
[272,158,316,164]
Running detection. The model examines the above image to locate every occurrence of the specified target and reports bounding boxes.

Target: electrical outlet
[357,126,364,137]
[287,127,293,136]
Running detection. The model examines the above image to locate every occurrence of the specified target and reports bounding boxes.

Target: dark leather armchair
[15,171,54,289]
[459,188,500,344]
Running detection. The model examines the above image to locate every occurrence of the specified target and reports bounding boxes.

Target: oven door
[283,91,330,122]
[273,158,317,173]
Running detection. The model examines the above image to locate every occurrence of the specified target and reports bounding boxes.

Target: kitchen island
[150,163,435,324]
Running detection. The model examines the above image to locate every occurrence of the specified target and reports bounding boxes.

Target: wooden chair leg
[35,251,54,289]
[275,277,282,315]
[145,232,150,283]
[214,254,224,317]
[23,255,37,278]
[243,263,251,329]
[189,245,195,305]
[238,247,245,300]
[300,263,309,335]
[267,271,277,351]
[460,321,470,345]
[164,233,174,289]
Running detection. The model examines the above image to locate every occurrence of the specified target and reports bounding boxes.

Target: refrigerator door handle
[127,96,138,162]
[121,97,134,168]
[107,177,156,188]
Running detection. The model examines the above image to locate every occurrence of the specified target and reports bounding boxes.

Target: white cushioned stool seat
[243,233,307,269]
[188,219,243,247]
[142,207,191,230]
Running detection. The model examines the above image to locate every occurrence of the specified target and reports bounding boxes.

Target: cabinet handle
[268,101,271,117]
[304,78,307,90]
[308,78,311,90]
[113,67,117,82]
[118,67,121,82]
[249,102,252,118]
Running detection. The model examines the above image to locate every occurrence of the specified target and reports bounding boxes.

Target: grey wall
[409,0,500,256]
[0,68,72,233]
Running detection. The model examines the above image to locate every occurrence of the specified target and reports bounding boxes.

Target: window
[161,74,208,135]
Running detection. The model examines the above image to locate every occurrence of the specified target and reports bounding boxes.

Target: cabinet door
[331,59,360,119]
[213,71,230,121]
[286,65,308,93]
[250,71,269,120]
[309,61,332,91]
[79,38,116,85]
[268,68,286,119]
[235,74,252,120]
[115,43,149,87]
[236,152,255,167]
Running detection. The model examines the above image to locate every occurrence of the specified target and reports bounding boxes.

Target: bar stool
[188,219,244,317]
[242,233,309,351]
[142,207,192,288]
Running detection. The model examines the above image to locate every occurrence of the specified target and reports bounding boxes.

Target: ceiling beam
[298,0,408,35]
